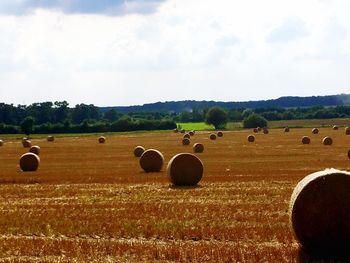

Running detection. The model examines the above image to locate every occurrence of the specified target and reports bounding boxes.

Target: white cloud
[0,0,349,106]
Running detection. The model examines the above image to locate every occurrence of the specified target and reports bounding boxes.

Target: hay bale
[22,139,32,148]
[263,128,269,134]
[253,128,258,133]
[247,134,255,142]
[182,138,190,145]
[289,169,350,253]
[139,149,164,172]
[134,146,145,157]
[209,133,217,140]
[284,127,290,132]
[323,136,333,146]
[332,125,339,130]
[189,131,195,136]
[167,153,203,186]
[193,143,204,153]
[47,136,55,142]
[29,145,40,155]
[180,129,186,134]
[19,152,40,172]
[173,128,179,133]
[217,131,223,137]
[0,140,3,146]
[301,136,311,144]
[183,133,191,139]
[345,127,350,135]
[312,128,319,134]
[98,136,106,143]
[257,127,262,132]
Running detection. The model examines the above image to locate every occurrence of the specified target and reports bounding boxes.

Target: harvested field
[0,128,350,262]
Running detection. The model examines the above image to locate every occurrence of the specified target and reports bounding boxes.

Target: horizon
[0,0,349,106]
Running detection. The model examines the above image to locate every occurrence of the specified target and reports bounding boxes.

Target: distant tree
[205,107,228,129]
[21,116,35,136]
[242,113,268,128]
[104,109,119,122]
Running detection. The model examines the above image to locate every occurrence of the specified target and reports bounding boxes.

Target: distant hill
[101,94,350,113]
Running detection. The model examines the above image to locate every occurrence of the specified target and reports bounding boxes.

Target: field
[0,128,350,262]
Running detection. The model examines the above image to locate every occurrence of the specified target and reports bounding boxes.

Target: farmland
[0,128,349,262]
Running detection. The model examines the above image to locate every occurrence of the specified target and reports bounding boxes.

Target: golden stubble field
[0,128,350,262]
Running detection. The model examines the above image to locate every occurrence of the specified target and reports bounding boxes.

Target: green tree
[242,113,268,128]
[205,107,228,129]
[21,116,35,136]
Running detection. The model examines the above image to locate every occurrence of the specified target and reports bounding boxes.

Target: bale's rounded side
[263,129,269,134]
[209,134,217,140]
[139,149,164,172]
[323,136,333,146]
[19,153,40,172]
[0,140,3,146]
[284,127,290,132]
[22,139,32,148]
[312,128,319,134]
[253,128,258,133]
[247,134,255,142]
[301,136,311,145]
[47,136,55,142]
[29,145,40,155]
[193,143,204,153]
[332,125,339,130]
[183,133,190,139]
[289,169,350,253]
[189,131,195,136]
[345,127,350,135]
[173,128,179,133]
[98,136,106,144]
[167,153,203,186]
[134,146,145,157]
[257,127,262,132]
[182,138,190,145]
[217,131,223,137]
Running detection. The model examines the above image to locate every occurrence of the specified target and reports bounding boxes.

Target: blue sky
[0,0,349,106]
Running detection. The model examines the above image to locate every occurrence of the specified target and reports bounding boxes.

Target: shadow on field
[168,184,203,190]
[298,248,350,263]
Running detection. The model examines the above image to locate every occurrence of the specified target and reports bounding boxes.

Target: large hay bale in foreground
[332,125,339,130]
[284,127,290,132]
[301,136,311,144]
[289,169,350,253]
[167,153,203,186]
[217,131,223,137]
[19,153,40,172]
[312,128,319,134]
[193,143,204,153]
[29,145,40,155]
[133,146,145,157]
[183,133,190,139]
[47,136,55,142]
[139,149,164,172]
[323,136,333,146]
[345,127,350,135]
[98,136,106,143]
[182,138,190,145]
[209,133,217,140]
[247,134,255,142]
[0,140,3,146]
[22,139,32,148]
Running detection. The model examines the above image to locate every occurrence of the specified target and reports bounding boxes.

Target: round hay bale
[332,125,339,130]
[289,169,350,253]
[312,128,319,134]
[47,136,55,142]
[22,139,32,148]
[167,153,203,186]
[301,136,311,144]
[253,128,258,133]
[263,129,269,134]
[193,143,204,153]
[0,140,3,146]
[180,129,186,134]
[29,145,40,155]
[98,136,106,144]
[173,128,178,133]
[323,136,333,146]
[19,152,40,172]
[139,149,164,172]
[183,133,190,139]
[247,134,255,142]
[209,133,217,140]
[182,138,190,145]
[217,131,223,137]
[284,127,290,132]
[189,131,195,136]
[134,146,145,157]
[345,127,350,135]
[257,127,262,132]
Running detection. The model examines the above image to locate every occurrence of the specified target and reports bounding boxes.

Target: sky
[0,0,349,107]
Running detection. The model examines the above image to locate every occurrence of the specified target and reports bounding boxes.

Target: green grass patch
[176,122,214,131]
